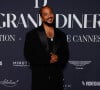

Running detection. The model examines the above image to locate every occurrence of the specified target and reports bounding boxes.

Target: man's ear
[41,16,43,22]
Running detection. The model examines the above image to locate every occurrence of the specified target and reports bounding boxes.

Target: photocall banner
[0,0,100,90]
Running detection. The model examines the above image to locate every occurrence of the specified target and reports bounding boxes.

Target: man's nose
[48,14,52,18]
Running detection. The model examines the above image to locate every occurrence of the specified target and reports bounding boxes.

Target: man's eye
[43,13,47,16]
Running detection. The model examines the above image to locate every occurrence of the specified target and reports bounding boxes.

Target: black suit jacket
[24,25,69,90]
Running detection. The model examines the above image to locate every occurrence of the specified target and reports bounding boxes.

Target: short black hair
[39,5,54,16]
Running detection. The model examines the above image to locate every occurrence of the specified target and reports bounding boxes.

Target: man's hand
[50,53,58,63]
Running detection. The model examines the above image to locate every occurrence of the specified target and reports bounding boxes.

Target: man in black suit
[24,6,69,90]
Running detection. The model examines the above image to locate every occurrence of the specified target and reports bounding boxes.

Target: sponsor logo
[68,60,92,69]
[82,81,100,87]
[0,61,3,66]
[0,79,19,87]
[13,61,30,67]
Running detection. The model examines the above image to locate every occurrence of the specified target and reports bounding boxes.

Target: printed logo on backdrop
[0,79,19,87]
[66,34,100,43]
[68,60,92,69]
[34,0,47,8]
[0,61,3,66]
[82,81,100,87]
[0,14,100,29]
[13,61,30,67]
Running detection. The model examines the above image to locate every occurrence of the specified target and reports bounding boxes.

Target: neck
[43,23,54,39]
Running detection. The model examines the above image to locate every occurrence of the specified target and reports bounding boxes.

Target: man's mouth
[47,17,53,20]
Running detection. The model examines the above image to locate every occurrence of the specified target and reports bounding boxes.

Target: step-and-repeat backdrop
[0,0,100,90]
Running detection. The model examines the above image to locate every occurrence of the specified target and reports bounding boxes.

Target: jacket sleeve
[55,32,69,68]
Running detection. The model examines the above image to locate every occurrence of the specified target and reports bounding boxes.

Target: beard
[43,19,55,27]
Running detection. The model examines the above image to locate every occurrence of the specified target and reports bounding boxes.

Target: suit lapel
[37,26,49,52]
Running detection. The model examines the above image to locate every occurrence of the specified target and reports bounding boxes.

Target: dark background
[0,0,100,90]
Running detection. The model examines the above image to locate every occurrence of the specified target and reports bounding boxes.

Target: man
[24,6,69,90]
